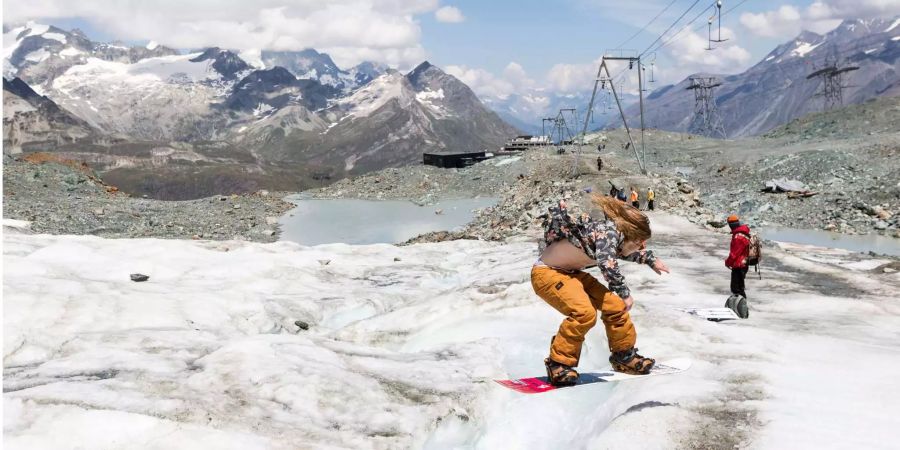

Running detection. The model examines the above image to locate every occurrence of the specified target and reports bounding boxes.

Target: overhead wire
[638,0,705,57]
[646,0,752,55]
[613,0,681,50]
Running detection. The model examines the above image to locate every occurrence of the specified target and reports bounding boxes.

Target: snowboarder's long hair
[591,194,651,242]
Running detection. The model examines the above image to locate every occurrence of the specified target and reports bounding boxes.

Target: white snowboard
[676,307,740,321]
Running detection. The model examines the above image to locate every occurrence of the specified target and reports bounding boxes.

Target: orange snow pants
[531,265,636,367]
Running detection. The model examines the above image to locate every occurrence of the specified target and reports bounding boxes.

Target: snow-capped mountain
[47,50,245,140]
[190,47,253,81]
[237,61,519,175]
[631,17,900,137]
[225,66,339,113]
[260,49,387,92]
[2,24,519,197]
[3,77,96,153]
[3,22,178,90]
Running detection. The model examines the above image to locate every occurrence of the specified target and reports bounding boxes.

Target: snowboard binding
[609,347,655,375]
[544,358,579,386]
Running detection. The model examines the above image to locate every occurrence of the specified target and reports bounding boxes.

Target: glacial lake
[278,196,499,245]
[759,227,900,257]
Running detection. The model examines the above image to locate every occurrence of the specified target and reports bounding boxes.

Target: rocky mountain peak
[190,47,251,80]
[4,77,42,102]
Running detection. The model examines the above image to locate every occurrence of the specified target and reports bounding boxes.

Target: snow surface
[146,40,159,50]
[4,213,900,448]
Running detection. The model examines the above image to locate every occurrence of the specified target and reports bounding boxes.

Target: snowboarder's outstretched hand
[651,258,670,275]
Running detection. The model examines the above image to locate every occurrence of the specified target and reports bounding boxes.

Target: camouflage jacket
[540,199,657,299]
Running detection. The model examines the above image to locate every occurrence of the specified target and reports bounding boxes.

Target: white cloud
[434,6,465,23]
[2,0,440,68]
[740,0,900,39]
[545,60,599,93]
[652,26,752,83]
[740,5,804,38]
[445,62,533,98]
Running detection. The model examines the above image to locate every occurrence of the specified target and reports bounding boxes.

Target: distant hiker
[647,188,655,211]
[630,187,639,209]
[725,215,755,318]
[608,181,619,198]
[597,156,603,172]
[616,190,627,203]
[533,194,670,386]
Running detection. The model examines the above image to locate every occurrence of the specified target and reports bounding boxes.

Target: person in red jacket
[725,215,750,298]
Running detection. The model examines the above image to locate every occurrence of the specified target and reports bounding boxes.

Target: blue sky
[6,0,899,97]
[419,0,790,74]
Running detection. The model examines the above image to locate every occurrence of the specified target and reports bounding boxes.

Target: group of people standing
[608,183,655,211]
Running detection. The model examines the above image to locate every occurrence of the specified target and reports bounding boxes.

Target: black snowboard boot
[544,358,579,386]
[726,294,750,319]
[609,348,655,375]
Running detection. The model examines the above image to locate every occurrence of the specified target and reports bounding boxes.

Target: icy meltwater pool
[278,196,499,245]
[759,227,900,257]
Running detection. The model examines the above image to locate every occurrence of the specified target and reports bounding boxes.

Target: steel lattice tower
[806,59,859,111]
[685,76,727,138]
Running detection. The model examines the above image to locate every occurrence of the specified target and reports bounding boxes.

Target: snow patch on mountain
[791,42,821,58]
[415,88,449,116]
[49,54,224,137]
[56,53,222,87]
[252,102,274,117]
[42,32,66,43]
[336,72,405,119]
[58,47,82,58]
[24,21,50,36]
[24,49,50,63]
[887,18,900,33]
[146,41,159,50]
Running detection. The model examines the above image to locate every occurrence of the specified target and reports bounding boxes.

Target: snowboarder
[725,215,750,299]
[647,188,655,211]
[533,194,670,386]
